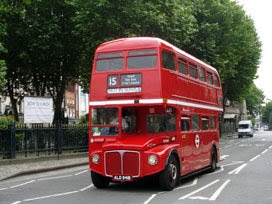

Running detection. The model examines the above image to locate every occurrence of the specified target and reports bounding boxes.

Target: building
[0,83,89,123]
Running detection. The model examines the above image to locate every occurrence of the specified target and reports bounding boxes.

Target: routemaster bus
[89,37,223,190]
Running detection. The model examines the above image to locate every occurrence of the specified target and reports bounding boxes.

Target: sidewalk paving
[0,155,88,181]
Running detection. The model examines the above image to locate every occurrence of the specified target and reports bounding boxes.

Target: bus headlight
[148,154,158,165]
[92,154,100,164]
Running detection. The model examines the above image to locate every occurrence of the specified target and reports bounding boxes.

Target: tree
[262,102,272,128]
[0,1,6,88]
[243,83,264,117]
[23,0,82,122]
[1,0,82,122]
[73,0,197,91]
[0,0,31,121]
[186,0,261,109]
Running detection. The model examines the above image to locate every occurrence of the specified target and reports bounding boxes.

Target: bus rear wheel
[209,147,217,172]
[159,156,179,191]
[91,171,110,189]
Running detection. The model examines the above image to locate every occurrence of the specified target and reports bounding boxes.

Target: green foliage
[262,102,272,128]
[243,83,264,117]
[73,0,197,91]
[0,116,13,129]
[0,0,262,122]
[186,0,261,105]
[78,114,89,124]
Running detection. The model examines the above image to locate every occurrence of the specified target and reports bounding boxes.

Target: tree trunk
[7,80,19,121]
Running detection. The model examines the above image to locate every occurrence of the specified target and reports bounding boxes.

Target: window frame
[207,72,213,85]
[192,114,200,131]
[178,58,188,75]
[201,116,209,131]
[161,50,176,71]
[127,49,157,69]
[189,63,198,79]
[181,115,191,132]
[198,66,206,82]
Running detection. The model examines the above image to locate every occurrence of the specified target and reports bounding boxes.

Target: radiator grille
[105,151,140,177]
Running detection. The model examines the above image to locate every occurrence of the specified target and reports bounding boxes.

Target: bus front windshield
[92,108,119,136]
[91,107,176,136]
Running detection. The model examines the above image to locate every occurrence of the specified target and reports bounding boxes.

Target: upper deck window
[214,74,220,87]
[96,52,124,72]
[189,63,198,79]
[178,58,187,75]
[207,72,213,85]
[198,66,206,82]
[128,50,157,69]
[162,51,176,71]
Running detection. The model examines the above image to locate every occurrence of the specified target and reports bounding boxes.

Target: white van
[238,120,254,138]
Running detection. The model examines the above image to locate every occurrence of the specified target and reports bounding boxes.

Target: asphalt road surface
[1,131,272,204]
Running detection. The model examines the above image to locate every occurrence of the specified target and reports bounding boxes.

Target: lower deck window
[147,113,176,133]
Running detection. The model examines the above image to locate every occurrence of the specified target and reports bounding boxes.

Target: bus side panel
[143,144,180,177]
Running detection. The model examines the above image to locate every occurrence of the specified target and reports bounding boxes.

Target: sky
[236,0,272,101]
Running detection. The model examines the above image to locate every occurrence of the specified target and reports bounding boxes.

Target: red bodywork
[89,37,223,180]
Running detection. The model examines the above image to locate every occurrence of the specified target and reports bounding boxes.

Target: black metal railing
[0,123,89,159]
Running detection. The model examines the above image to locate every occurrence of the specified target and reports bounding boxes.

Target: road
[1,131,272,204]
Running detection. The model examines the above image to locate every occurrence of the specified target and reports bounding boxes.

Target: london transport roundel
[195,134,200,148]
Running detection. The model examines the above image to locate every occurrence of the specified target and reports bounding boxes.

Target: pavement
[0,133,237,182]
[0,154,88,181]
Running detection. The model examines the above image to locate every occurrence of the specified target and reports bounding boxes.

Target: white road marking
[228,163,248,174]
[0,187,8,191]
[261,139,266,141]
[261,149,268,154]
[189,196,209,200]
[74,170,89,176]
[179,179,219,200]
[38,175,73,181]
[175,178,198,190]
[209,180,231,201]
[143,178,198,203]
[256,144,265,147]
[23,191,78,202]
[10,201,21,204]
[224,145,232,148]
[239,144,252,147]
[269,146,272,149]
[10,180,36,189]
[220,155,229,160]
[209,161,244,175]
[144,194,157,204]
[249,155,261,162]
[80,184,94,191]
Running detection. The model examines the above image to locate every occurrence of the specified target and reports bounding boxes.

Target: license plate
[112,175,132,181]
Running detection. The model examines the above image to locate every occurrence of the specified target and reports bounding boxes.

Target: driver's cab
[91,106,177,137]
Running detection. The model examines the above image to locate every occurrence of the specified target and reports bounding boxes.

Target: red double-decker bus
[89,37,223,190]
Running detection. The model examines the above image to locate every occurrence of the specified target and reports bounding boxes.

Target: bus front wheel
[159,156,179,191]
[91,171,110,189]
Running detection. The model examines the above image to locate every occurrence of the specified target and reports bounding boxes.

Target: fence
[0,122,89,159]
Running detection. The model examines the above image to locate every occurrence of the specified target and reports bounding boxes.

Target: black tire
[91,171,110,189]
[159,156,179,191]
[209,147,217,172]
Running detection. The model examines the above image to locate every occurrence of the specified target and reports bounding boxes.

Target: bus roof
[96,37,218,72]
